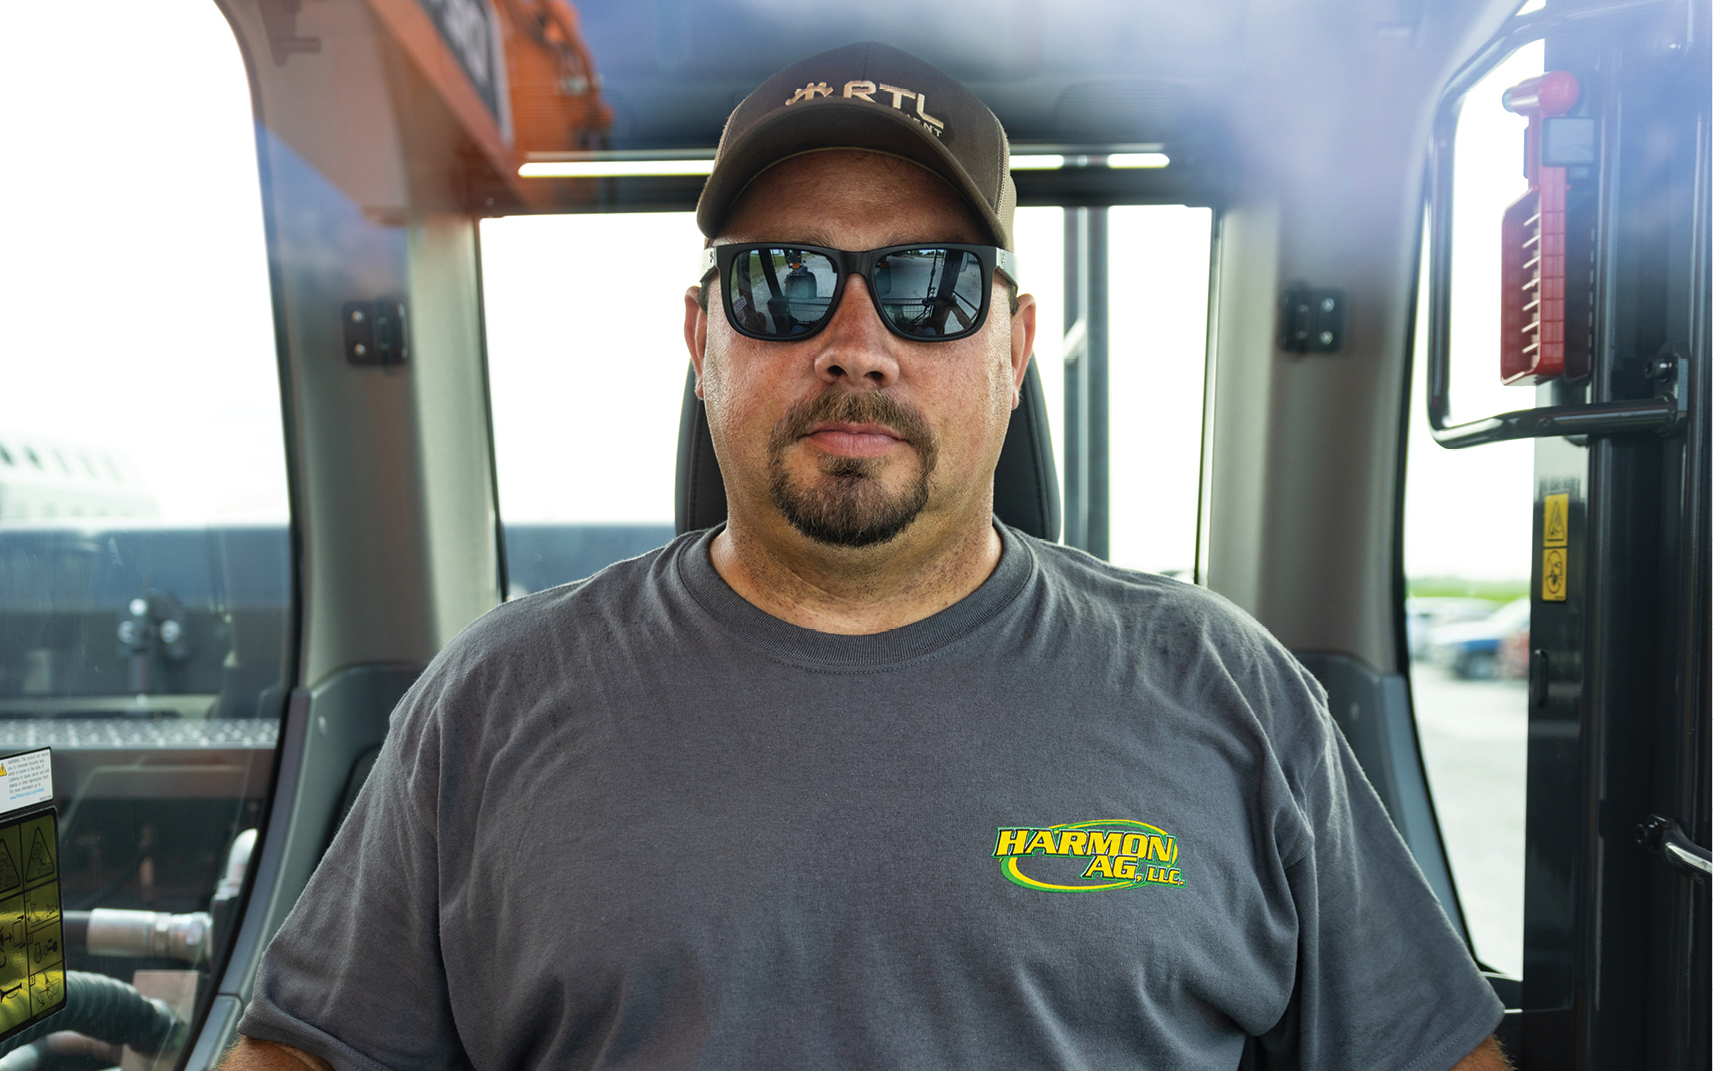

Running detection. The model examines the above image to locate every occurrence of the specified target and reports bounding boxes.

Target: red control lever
[1499,70,1580,385]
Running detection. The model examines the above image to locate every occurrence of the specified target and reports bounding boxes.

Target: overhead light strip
[518,152,1170,179]
[1108,152,1170,169]
[1009,152,1171,171]
[519,159,716,178]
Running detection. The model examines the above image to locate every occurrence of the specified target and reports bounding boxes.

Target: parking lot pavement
[1410,662,1528,980]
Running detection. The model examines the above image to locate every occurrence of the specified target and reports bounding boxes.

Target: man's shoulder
[438,533,693,665]
[1008,529,1319,699]
[1015,530,1257,632]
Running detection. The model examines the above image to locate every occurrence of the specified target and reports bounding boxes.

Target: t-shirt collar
[675,519,1035,668]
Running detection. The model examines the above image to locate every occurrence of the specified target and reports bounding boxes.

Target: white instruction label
[0,751,52,817]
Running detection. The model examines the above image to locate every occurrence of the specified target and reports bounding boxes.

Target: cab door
[1418,1,1709,1064]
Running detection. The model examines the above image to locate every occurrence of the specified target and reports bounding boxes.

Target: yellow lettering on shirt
[1087,831,1124,855]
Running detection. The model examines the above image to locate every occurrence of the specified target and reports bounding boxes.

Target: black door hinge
[1642,342,1690,432]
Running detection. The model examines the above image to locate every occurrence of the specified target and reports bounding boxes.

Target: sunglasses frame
[700,242,1019,343]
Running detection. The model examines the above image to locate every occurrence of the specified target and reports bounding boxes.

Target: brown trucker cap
[695,42,1017,250]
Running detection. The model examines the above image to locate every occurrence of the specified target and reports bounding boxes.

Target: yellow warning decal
[1543,493,1569,548]
[1543,547,1568,602]
[0,841,20,899]
[0,811,62,1038]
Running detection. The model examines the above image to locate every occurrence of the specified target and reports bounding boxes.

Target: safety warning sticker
[0,806,63,1038]
[0,751,52,819]
[1542,547,1568,602]
[1543,493,1569,549]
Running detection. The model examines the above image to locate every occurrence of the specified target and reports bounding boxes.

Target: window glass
[1107,206,1214,577]
[0,0,287,1055]
[1013,208,1067,496]
[482,204,1210,593]
[480,213,697,597]
[1008,205,1213,577]
[482,208,1075,593]
[1404,41,1545,980]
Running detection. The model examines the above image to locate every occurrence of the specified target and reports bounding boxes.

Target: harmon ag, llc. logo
[993,819,1186,893]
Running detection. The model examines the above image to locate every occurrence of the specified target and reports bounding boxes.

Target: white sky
[481,212,702,527]
[0,1,287,524]
[2,0,1536,584]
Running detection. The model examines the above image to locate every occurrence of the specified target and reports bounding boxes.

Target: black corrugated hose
[0,972,183,1059]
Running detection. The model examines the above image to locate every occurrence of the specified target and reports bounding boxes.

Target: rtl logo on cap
[785,79,947,138]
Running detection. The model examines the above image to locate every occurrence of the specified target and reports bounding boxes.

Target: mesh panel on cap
[995,176,1017,252]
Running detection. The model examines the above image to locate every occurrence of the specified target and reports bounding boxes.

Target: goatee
[766,389,939,548]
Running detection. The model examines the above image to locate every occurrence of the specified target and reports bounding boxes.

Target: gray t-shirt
[241,524,1502,1071]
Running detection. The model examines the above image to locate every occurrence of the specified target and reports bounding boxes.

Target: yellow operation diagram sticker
[0,748,63,1041]
[0,811,64,1035]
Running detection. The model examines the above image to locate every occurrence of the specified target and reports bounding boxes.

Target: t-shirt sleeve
[1255,678,1505,1071]
[237,673,468,1071]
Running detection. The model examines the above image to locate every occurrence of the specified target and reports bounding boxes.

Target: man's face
[686,151,1035,550]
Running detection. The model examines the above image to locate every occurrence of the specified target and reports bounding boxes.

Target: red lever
[1499,70,1580,385]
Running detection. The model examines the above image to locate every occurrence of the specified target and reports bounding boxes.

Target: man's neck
[709,508,1003,635]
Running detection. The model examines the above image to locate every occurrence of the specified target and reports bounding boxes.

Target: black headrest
[674,360,1061,541]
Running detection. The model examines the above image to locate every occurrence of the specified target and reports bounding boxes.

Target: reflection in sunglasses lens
[728,249,834,336]
[872,249,985,339]
[726,247,986,340]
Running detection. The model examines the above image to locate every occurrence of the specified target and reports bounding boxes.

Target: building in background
[0,433,157,521]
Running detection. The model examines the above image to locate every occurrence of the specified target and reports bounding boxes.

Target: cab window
[0,0,290,1055]
[1403,40,1546,980]
[1106,206,1213,577]
[481,212,695,598]
[483,203,1212,592]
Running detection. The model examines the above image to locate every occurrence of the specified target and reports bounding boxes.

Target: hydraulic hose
[0,972,183,1059]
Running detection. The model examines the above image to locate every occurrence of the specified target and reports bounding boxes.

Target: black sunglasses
[700,243,1019,343]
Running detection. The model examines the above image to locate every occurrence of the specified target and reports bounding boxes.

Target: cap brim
[696,97,1009,249]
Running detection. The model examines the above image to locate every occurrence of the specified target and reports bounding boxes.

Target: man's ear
[684,286,709,398]
[1009,293,1038,409]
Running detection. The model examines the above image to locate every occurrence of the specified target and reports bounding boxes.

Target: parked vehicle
[1427,597,1531,680]
[1404,597,1501,660]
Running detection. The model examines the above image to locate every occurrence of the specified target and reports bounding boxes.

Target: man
[226,42,1508,1071]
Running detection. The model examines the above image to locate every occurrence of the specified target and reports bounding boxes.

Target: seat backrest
[784,272,818,301]
[675,358,1061,540]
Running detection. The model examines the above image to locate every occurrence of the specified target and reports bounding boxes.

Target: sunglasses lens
[726,248,837,337]
[721,246,992,340]
[873,248,987,339]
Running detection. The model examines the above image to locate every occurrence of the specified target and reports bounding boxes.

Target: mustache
[770,389,935,452]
